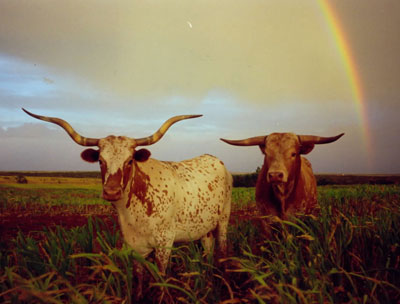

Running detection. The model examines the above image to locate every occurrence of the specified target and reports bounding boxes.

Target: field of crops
[0,176,399,303]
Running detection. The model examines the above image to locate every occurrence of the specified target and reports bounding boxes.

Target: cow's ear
[258,144,266,155]
[81,149,100,163]
[300,143,314,155]
[134,149,151,162]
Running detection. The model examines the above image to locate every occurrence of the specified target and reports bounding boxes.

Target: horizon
[1,170,400,176]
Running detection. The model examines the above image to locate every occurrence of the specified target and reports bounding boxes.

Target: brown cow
[221,132,343,235]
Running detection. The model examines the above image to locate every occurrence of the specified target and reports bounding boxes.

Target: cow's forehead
[98,136,136,169]
[266,133,299,151]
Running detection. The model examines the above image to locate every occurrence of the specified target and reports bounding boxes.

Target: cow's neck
[127,162,155,216]
[256,157,301,217]
[111,161,151,213]
[271,179,294,216]
[280,157,302,216]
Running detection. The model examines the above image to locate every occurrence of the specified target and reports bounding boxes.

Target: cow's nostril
[268,171,285,182]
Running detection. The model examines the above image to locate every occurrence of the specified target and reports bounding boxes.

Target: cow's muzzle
[103,186,122,201]
[267,171,287,183]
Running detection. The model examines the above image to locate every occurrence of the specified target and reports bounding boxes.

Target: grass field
[0,175,399,303]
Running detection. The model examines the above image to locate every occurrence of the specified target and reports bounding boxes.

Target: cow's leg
[154,231,175,274]
[259,220,272,239]
[132,249,153,300]
[214,199,231,275]
[257,203,280,239]
[201,231,215,257]
[133,261,145,300]
[216,202,231,258]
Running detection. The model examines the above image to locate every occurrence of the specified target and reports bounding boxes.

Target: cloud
[0,0,354,104]
[0,123,60,138]
[0,55,56,98]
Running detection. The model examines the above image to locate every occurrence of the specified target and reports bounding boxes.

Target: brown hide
[221,131,343,239]
[256,154,317,220]
[127,163,152,215]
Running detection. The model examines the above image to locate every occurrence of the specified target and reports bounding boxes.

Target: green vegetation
[1,170,400,187]
[0,185,104,208]
[232,173,400,187]
[1,182,399,303]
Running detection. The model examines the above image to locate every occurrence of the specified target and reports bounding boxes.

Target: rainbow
[317,0,373,165]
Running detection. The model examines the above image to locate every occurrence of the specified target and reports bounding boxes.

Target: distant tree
[16,175,28,184]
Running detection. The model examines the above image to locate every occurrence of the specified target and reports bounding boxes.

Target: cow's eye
[128,159,133,166]
[99,160,103,165]
[291,152,296,157]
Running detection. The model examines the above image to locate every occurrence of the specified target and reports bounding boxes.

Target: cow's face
[260,133,314,185]
[81,136,150,201]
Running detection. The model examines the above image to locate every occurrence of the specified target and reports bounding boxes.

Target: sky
[0,0,399,174]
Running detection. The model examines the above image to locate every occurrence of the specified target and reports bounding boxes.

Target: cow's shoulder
[299,157,317,189]
[301,157,313,171]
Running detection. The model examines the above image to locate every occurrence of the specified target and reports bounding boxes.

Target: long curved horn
[298,133,344,145]
[135,115,203,146]
[220,135,266,146]
[22,108,100,146]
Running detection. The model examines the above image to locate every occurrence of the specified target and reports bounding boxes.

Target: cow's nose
[268,171,285,183]
[103,187,122,201]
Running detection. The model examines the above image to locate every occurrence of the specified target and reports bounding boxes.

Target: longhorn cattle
[221,132,343,235]
[23,108,232,292]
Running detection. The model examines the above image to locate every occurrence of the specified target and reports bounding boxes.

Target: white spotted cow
[23,108,232,295]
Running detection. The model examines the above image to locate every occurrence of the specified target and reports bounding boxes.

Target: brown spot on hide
[123,163,132,189]
[127,163,153,216]
[208,183,213,192]
[100,168,106,184]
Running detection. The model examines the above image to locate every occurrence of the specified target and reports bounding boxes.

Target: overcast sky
[1,0,399,174]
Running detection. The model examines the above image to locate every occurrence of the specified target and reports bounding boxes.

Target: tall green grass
[0,184,399,303]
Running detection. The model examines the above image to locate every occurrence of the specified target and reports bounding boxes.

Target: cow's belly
[124,234,154,257]
[172,160,230,242]
[174,217,219,242]
[173,199,225,242]
[117,213,156,256]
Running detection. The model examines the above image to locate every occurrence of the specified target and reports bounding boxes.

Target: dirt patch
[0,206,118,246]
[0,207,259,246]
[230,205,259,223]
